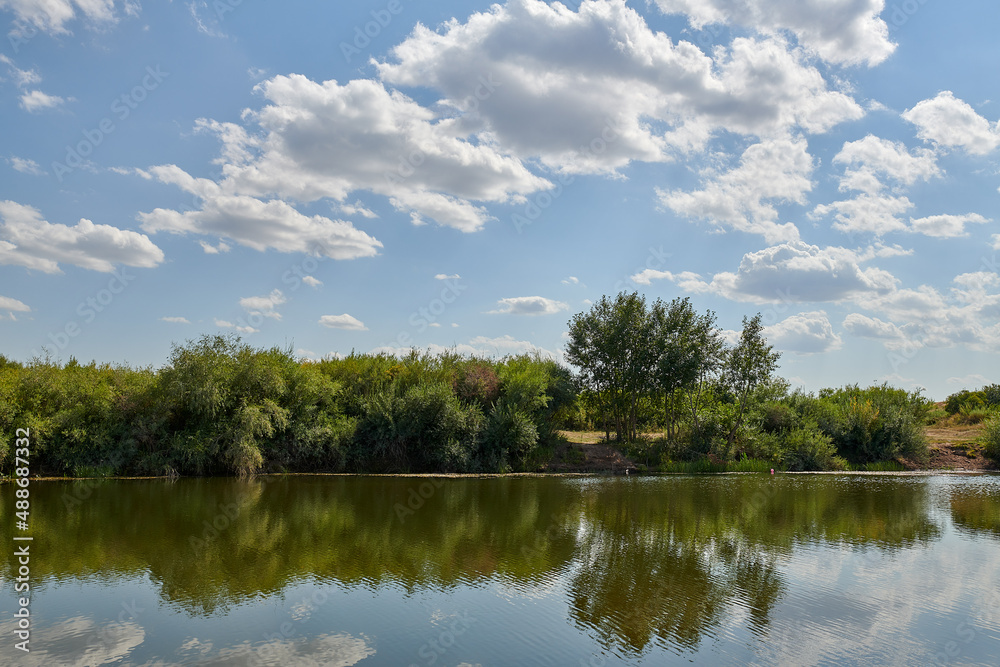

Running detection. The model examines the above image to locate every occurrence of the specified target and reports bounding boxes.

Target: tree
[565,292,652,442]
[722,314,780,450]
[648,298,724,441]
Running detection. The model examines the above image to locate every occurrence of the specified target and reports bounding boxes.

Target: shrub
[453,361,500,409]
[982,384,1000,407]
[779,423,837,471]
[761,402,800,434]
[982,415,1000,464]
[479,400,538,472]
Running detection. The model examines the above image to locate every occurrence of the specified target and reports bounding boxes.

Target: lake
[2,474,1000,665]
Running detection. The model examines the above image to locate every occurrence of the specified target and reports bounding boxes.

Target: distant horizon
[2,0,999,403]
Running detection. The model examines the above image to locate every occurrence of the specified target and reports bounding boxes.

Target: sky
[0,0,998,400]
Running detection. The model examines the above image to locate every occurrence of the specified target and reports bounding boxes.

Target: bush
[351,381,482,472]
[982,415,1000,464]
[761,403,800,434]
[783,384,927,464]
[453,361,500,409]
[479,400,538,472]
[779,423,837,471]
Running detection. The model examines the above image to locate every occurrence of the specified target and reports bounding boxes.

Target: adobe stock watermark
[31,268,136,358]
[340,0,408,63]
[408,610,476,667]
[52,65,169,182]
[512,117,621,234]
[886,0,932,31]
[394,478,447,523]
[379,277,467,352]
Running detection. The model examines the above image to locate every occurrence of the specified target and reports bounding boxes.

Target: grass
[843,460,906,472]
[658,456,776,474]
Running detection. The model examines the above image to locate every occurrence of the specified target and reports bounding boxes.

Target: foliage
[981,415,1000,464]
[781,384,928,464]
[0,337,573,477]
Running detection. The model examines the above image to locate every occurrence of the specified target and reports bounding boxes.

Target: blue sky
[1,0,998,399]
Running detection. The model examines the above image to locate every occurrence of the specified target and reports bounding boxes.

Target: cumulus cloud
[0,200,164,274]
[240,289,286,320]
[302,275,322,287]
[833,135,939,193]
[371,334,561,361]
[160,316,190,324]
[0,55,40,86]
[214,318,259,334]
[842,271,1000,352]
[319,314,367,330]
[654,0,895,66]
[19,90,66,112]
[488,296,569,315]
[902,91,1000,155]
[813,192,913,236]
[643,241,897,303]
[138,190,382,260]
[658,135,812,242]
[435,273,460,280]
[0,0,137,34]
[813,135,942,237]
[8,156,44,175]
[140,76,549,235]
[378,0,861,174]
[0,295,30,313]
[765,311,842,354]
[907,213,990,238]
[199,240,231,254]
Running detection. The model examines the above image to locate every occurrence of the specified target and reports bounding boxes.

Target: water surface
[2,474,999,665]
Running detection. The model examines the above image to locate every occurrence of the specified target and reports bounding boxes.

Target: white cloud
[488,296,569,315]
[842,313,907,344]
[765,311,842,354]
[371,334,561,361]
[992,234,1000,250]
[154,75,549,234]
[946,374,988,386]
[813,135,945,237]
[0,200,164,274]
[378,0,862,175]
[833,135,939,194]
[659,135,812,242]
[319,314,367,331]
[138,189,382,260]
[19,90,66,112]
[653,0,895,66]
[199,240,231,254]
[338,200,378,219]
[214,318,258,334]
[0,55,40,87]
[240,289,285,320]
[8,156,44,175]
[0,295,30,312]
[302,275,322,287]
[160,316,191,324]
[659,241,897,304]
[846,271,1000,352]
[434,273,460,280]
[902,91,1000,155]
[812,192,912,236]
[0,0,131,35]
[907,213,989,238]
[561,276,580,285]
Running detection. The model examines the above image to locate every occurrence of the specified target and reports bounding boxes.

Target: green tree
[722,314,780,451]
[565,292,652,442]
